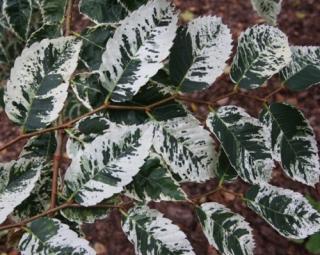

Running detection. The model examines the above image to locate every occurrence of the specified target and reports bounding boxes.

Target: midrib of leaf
[116,0,130,13]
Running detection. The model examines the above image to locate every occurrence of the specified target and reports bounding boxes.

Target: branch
[65,0,73,36]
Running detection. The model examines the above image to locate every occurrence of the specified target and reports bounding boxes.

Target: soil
[0,0,320,254]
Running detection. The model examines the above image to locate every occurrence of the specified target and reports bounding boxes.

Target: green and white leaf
[125,152,187,202]
[206,106,274,184]
[215,149,238,183]
[2,0,32,40]
[26,23,62,46]
[260,103,320,186]
[153,112,218,182]
[122,205,195,255]
[36,0,67,24]
[99,0,178,102]
[230,25,291,89]
[64,121,154,206]
[251,0,283,25]
[19,217,96,254]
[170,16,232,93]
[281,46,320,91]
[4,36,82,131]
[246,184,320,239]
[196,202,255,255]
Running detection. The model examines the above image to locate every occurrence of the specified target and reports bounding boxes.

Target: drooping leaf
[26,23,62,46]
[170,16,232,93]
[19,217,96,254]
[280,46,320,91]
[260,103,320,186]
[251,0,283,25]
[196,202,255,255]
[122,205,195,255]
[99,0,178,102]
[36,0,67,24]
[3,0,32,40]
[64,120,154,206]
[215,149,238,183]
[230,25,291,89]
[246,184,320,239]
[206,106,274,184]
[125,152,187,202]
[4,36,82,131]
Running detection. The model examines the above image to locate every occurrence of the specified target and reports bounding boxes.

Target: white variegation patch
[153,113,218,182]
[19,217,95,254]
[197,202,255,255]
[122,205,195,255]
[251,0,283,25]
[4,37,82,131]
[99,0,178,102]
[230,25,291,89]
[246,184,320,239]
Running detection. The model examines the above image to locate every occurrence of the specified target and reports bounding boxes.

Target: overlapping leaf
[246,184,320,239]
[170,16,232,93]
[99,0,178,102]
[260,103,320,186]
[19,217,96,254]
[196,202,255,255]
[36,0,67,24]
[251,0,283,25]
[206,106,274,184]
[122,205,195,255]
[281,46,320,91]
[26,23,62,46]
[4,36,82,131]
[230,25,291,89]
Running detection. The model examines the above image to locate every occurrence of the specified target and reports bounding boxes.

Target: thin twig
[65,0,73,36]
[264,85,284,100]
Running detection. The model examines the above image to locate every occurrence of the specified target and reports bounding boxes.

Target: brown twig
[64,0,73,36]
[264,85,284,100]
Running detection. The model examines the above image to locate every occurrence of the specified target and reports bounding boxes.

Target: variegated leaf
[251,0,283,25]
[64,120,154,206]
[19,217,96,254]
[153,112,218,182]
[99,0,178,102]
[170,16,232,93]
[3,0,32,40]
[125,152,187,202]
[215,149,238,183]
[230,25,291,89]
[4,37,82,131]
[26,23,62,46]
[281,46,320,91]
[36,0,67,24]
[260,103,320,186]
[246,184,320,239]
[196,202,255,255]
[206,106,274,184]
[122,205,195,255]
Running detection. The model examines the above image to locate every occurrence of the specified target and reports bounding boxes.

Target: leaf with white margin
[0,157,45,224]
[196,202,255,255]
[170,16,232,93]
[26,23,62,46]
[215,149,238,183]
[281,46,320,91]
[206,106,274,184]
[122,205,195,255]
[230,25,291,89]
[36,0,67,24]
[153,112,218,183]
[64,121,154,206]
[245,184,320,239]
[4,37,82,131]
[125,152,187,202]
[19,217,96,254]
[99,0,178,102]
[260,103,320,186]
[251,0,283,25]
[3,0,32,40]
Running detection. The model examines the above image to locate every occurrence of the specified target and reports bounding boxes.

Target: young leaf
[3,0,32,40]
[4,36,82,131]
[36,0,67,24]
[170,16,232,93]
[215,149,238,183]
[153,112,218,182]
[260,103,320,186]
[64,120,154,206]
[19,217,96,254]
[230,25,291,89]
[281,46,320,91]
[246,184,320,239]
[251,0,283,25]
[99,0,178,102]
[206,106,274,184]
[125,153,187,202]
[196,202,255,255]
[122,205,195,255]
